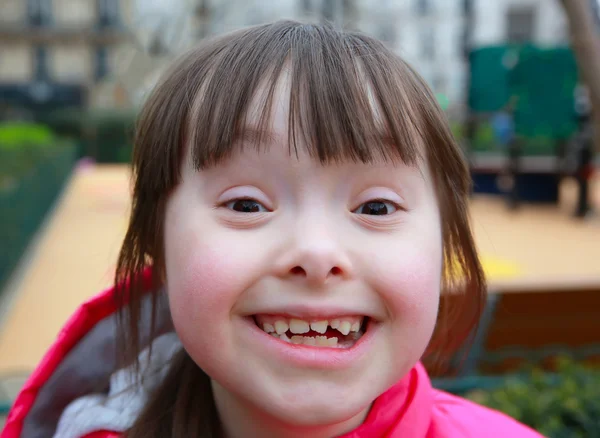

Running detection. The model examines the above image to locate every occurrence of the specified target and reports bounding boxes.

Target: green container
[469,45,579,155]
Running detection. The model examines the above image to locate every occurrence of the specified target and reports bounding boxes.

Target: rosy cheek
[169,245,234,315]
[369,249,441,324]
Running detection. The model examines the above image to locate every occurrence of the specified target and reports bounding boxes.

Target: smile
[253,315,367,348]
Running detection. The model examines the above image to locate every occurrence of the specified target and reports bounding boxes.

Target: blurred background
[0,0,599,435]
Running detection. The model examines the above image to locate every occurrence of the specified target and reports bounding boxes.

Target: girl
[3,21,543,438]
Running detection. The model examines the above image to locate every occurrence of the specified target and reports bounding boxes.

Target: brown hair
[116,20,486,437]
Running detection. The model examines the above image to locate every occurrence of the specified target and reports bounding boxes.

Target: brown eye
[353,201,398,216]
[226,199,268,213]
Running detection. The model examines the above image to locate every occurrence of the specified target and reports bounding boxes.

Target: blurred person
[3,21,543,438]
[572,85,594,218]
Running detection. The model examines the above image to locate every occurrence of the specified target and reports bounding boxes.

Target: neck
[211,380,370,438]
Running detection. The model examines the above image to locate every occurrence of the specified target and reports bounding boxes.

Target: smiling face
[163,74,443,432]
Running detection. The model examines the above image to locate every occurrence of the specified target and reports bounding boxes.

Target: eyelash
[222,198,403,215]
[223,197,271,213]
[352,198,403,215]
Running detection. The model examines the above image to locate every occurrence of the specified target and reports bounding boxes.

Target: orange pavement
[0,165,131,373]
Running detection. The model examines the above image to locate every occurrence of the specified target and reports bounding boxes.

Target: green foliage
[0,122,55,148]
[0,122,72,181]
[451,121,557,156]
[466,358,600,437]
[38,109,135,163]
[0,122,77,289]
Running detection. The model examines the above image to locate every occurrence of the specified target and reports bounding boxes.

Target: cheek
[368,237,442,326]
[163,211,267,351]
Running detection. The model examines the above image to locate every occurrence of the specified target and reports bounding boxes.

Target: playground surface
[0,164,598,375]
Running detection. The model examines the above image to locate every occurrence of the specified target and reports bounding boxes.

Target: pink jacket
[2,282,544,438]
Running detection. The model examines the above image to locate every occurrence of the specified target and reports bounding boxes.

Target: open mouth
[253,315,368,348]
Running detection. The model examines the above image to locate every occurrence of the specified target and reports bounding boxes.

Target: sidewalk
[0,164,131,374]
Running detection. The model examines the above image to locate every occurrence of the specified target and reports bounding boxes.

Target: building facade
[0,0,132,110]
[1,0,593,111]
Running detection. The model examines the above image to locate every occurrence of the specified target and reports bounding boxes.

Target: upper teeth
[257,316,364,336]
[310,320,328,334]
[289,319,310,334]
[274,320,288,334]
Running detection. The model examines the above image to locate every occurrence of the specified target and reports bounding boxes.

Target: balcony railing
[0,22,130,44]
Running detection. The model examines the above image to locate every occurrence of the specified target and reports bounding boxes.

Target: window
[433,73,446,93]
[28,0,52,26]
[591,0,600,31]
[98,0,120,27]
[301,0,312,15]
[34,46,49,81]
[421,26,435,60]
[416,0,431,16]
[506,6,535,43]
[322,0,335,22]
[378,22,397,46]
[95,46,109,81]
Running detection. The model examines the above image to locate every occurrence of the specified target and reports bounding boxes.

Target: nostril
[330,266,342,276]
[290,266,306,276]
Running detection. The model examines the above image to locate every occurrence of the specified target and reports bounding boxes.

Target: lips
[253,315,367,348]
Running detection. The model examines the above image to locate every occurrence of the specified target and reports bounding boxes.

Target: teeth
[316,336,329,346]
[290,335,304,344]
[338,321,351,336]
[272,333,344,348]
[274,320,289,334]
[303,336,316,346]
[310,320,328,334]
[289,319,310,334]
[257,316,366,345]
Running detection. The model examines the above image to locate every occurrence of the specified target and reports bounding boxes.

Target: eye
[353,200,399,216]
[225,199,269,213]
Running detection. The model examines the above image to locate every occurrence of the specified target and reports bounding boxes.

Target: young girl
[3,21,543,438]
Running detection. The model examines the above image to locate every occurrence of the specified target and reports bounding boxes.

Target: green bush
[466,358,600,437]
[0,122,55,148]
[0,122,77,289]
[38,109,135,163]
[451,121,559,156]
[0,122,72,181]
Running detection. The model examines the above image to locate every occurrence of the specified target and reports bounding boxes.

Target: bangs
[185,21,432,169]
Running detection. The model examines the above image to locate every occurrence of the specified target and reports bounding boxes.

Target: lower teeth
[269,332,362,348]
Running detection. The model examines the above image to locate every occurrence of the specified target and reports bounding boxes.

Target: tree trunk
[559,0,600,151]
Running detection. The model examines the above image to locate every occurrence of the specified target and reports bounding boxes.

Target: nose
[275,220,353,287]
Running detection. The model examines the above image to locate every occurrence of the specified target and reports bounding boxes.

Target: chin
[242,377,380,429]
[260,395,371,429]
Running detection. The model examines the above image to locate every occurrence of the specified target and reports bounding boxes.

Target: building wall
[0,0,578,109]
[0,0,133,108]
[0,0,27,25]
[0,43,33,82]
[53,0,97,27]
[473,0,568,47]
[49,45,93,83]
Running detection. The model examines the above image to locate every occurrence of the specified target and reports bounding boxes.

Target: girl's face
[164,79,442,431]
